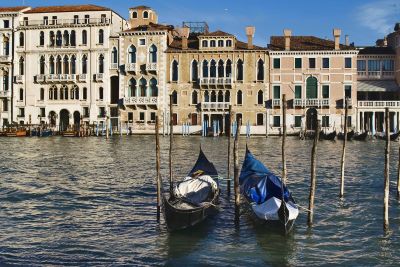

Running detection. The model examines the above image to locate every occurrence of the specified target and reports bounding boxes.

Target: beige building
[166,25,269,135]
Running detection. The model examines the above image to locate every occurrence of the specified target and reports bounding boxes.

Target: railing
[60,74,76,82]
[201,102,230,110]
[0,55,11,62]
[0,90,10,98]
[94,73,103,82]
[78,74,87,82]
[19,18,111,27]
[35,75,45,83]
[125,63,137,72]
[200,77,232,86]
[293,98,329,107]
[358,101,400,108]
[357,70,395,80]
[110,63,119,70]
[14,75,23,83]
[146,63,157,71]
[272,99,281,107]
[123,97,158,105]
[46,74,60,82]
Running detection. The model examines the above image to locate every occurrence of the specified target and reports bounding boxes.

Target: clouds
[357,0,400,36]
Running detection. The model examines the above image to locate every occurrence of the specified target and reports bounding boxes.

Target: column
[372,112,376,135]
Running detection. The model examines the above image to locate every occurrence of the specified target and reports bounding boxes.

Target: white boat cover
[174,175,217,205]
[251,197,299,221]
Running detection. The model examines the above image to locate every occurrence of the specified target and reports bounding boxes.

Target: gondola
[239,148,299,234]
[353,132,368,141]
[376,131,400,141]
[319,130,336,141]
[338,130,355,141]
[162,149,220,231]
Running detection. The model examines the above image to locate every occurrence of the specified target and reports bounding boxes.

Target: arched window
[143,11,149,19]
[98,29,104,44]
[49,31,55,46]
[202,40,208,48]
[49,56,55,74]
[226,59,232,77]
[63,56,69,74]
[139,78,147,97]
[70,30,76,46]
[53,86,58,100]
[98,54,104,73]
[306,76,318,99]
[40,56,45,75]
[225,91,230,102]
[56,56,62,74]
[19,57,24,75]
[2,71,8,91]
[63,30,69,46]
[82,55,87,74]
[56,31,62,46]
[19,88,23,101]
[71,85,79,100]
[218,60,224,77]
[128,78,136,97]
[210,40,216,47]
[70,55,76,74]
[204,91,210,102]
[132,11,138,18]
[3,38,9,56]
[257,59,264,81]
[192,90,198,104]
[149,45,157,63]
[211,91,216,102]
[82,30,87,45]
[149,78,158,97]
[172,90,178,105]
[202,60,208,78]
[210,60,216,78]
[237,90,243,105]
[39,31,44,46]
[49,87,53,100]
[191,60,198,82]
[237,59,243,81]
[83,87,87,100]
[128,45,136,63]
[99,87,104,100]
[226,40,232,47]
[218,40,224,47]
[70,88,74,100]
[111,47,118,64]
[257,90,263,105]
[171,60,178,82]
[61,85,68,100]
[218,91,224,102]
[19,32,24,47]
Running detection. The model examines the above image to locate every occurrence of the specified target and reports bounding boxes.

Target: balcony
[358,101,400,109]
[14,75,23,83]
[78,74,88,83]
[60,74,76,83]
[293,98,330,107]
[146,63,157,72]
[46,74,61,82]
[201,102,230,110]
[357,71,395,80]
[19,18,111,28]
[110,63,119,70]
[272,99,281,107]
[35,75,46,83]
[200,77,232,87]
[123,97,158,105]
[0,55,11,62]
[94,73,103,82]
[0,90,10,98]
[125,63,137,72]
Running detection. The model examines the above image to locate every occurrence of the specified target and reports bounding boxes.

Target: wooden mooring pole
[169,94,174,195]
[384,108,390,232]
[340,98,348,198]
[397,141,400,199]
[282,94,287,184]
[106,116,109,139]
[234,118,241,208]
[155,115,161,221]
[227,105,232,196]
[308,120,320,226]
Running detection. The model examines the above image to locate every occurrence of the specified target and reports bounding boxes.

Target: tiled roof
[123,23,173,32]
[200,30,234,37]
[0,6,29,12]
[24,5,110,14]
[358,46,395,55]
[130,6,152,10]
[269,36,354,51]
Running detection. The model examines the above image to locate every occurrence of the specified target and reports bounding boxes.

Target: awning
[358,80,400,92]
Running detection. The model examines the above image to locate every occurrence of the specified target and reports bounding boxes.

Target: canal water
[1,136,400,266]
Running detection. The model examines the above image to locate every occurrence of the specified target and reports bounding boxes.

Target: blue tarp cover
[188,149,219,177]
[239,148,292,204]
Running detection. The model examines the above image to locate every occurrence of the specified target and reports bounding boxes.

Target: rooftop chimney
[283,29,292,51]
[181,27,190,50]
[246,26,255,49]
[383,36,388,47]
[333,28,341,50]
[345,35,349,46]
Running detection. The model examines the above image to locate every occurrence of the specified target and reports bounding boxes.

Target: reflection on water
[1,136,400,266]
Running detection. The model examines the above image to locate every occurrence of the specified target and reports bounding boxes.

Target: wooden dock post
[234,118,241,208]
[308,120,321,226]
[169,94,174,195]
[340,98,348,198]
[282,94,287,184]
[155,115,162,221]
[398,144,400,199]
[106,116,109,139]
[227,105,232,196]
[384,108,390,232]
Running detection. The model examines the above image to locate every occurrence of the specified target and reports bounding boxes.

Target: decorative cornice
[269,50,359,56]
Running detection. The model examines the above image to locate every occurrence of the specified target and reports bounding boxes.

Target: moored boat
[353,132,368,141]
[338,130,355,141]
[376,131,400,141]
[162,149,220,231]
[319,131,336,141]
[239,148,299,234]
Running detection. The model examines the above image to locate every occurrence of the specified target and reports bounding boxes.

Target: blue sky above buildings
[16,0,400,46]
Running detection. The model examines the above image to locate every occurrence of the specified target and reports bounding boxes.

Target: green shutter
[273,116,280,127]
[295,116,302,127]
[295,58,302,68]
[322,85,329,98]
[274,58,280,69]
[306,77,318,98]
[295,85,302,99]
[273,86,280,99]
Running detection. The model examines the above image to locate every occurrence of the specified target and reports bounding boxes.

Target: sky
[8,0,400,46]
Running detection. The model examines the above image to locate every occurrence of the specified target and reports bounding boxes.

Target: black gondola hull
[354,132,368,141]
